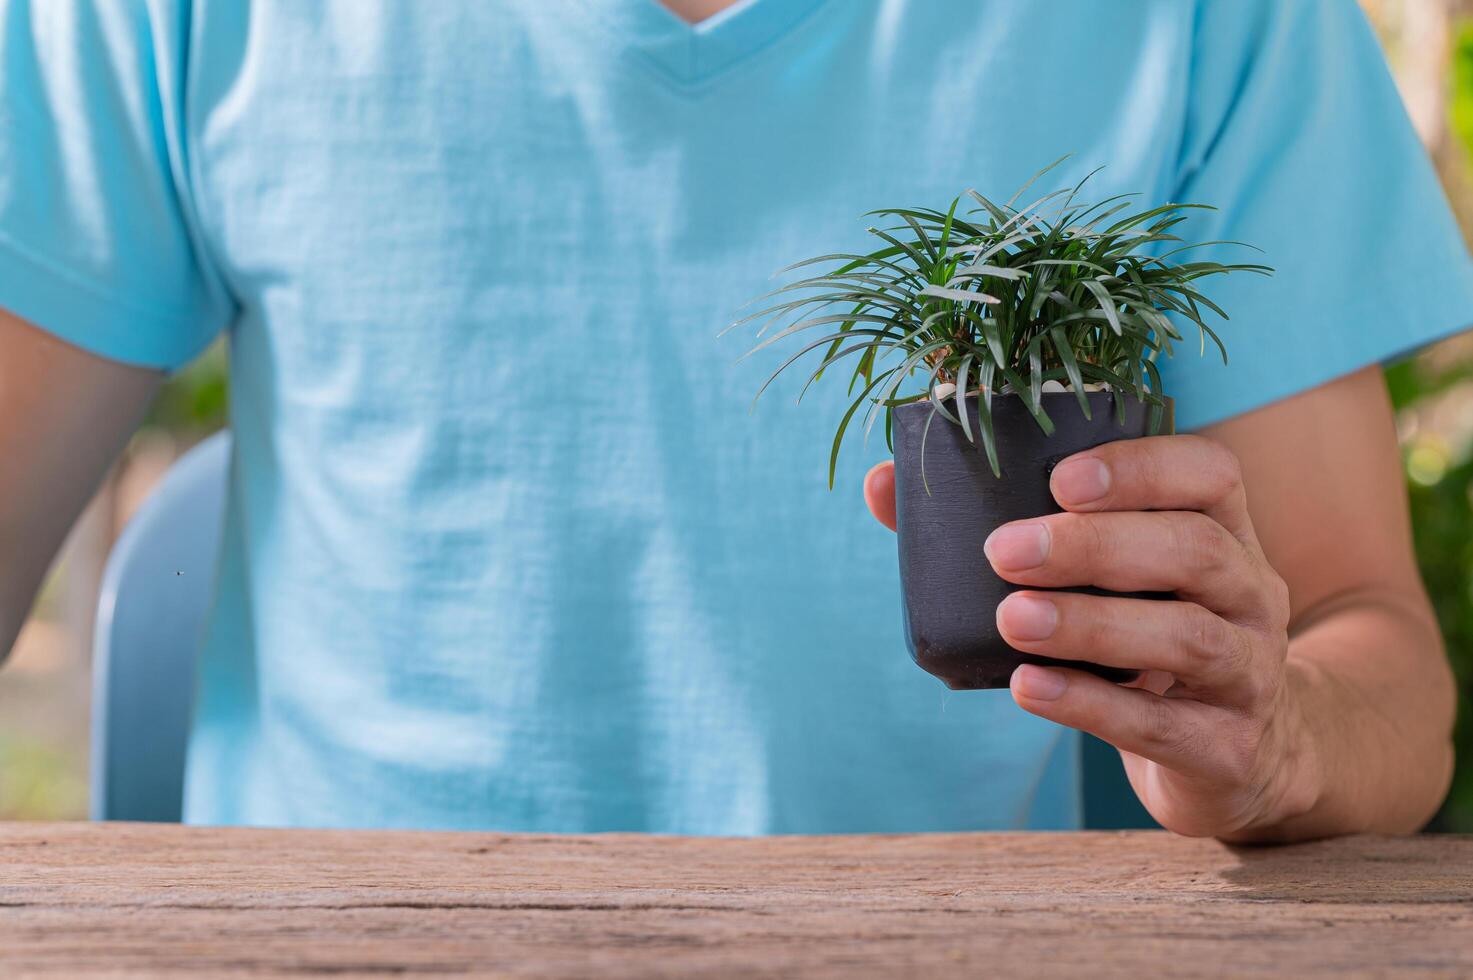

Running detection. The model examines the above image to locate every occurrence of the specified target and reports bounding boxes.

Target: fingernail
[984,523,1049,571]
[1051,456,1111,506]
[998,595,1058,641]
[1012,664,1069,701]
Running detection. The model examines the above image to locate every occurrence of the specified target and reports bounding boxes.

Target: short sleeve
[1160,0,1473,430]
[0,0,231,370]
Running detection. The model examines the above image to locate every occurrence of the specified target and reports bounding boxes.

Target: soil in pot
[893,391,1173,690]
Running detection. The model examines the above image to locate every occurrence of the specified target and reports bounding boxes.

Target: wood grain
[0,823,1468,978]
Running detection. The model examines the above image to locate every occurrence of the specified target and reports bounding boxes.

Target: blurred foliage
[145,340,229,435]
[0,735,87,821]
[1390,358,1473,831]
[1455,19,1473,163]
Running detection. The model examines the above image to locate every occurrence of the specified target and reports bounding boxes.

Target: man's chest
[184,0,1192,354]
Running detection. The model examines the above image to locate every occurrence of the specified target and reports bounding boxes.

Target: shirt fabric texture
[2,0,1471,831]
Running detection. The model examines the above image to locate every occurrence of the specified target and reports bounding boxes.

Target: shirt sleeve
[1159,0,1473,430]
[0,0,232,370]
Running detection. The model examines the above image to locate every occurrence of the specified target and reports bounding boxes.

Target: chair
[89,430,1155,828]
[1081,732,1155,829]
[90,432,231,822]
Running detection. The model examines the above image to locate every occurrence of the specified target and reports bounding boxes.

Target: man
[1,0,1469,839]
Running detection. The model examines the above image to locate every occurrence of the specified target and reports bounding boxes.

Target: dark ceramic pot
[893,391,1173,690]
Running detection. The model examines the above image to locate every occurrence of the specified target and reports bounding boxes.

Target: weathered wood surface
[0,824,1469,978]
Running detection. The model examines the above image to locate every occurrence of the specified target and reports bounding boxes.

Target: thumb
[864,460,897,532]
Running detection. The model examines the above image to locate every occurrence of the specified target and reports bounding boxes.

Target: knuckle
[1130,439,1170,491]
[1236,560,1291,633]
[1072,597,1112,649]
[1223,630,1264,699]
[1239,666,1277,712]
[1094,437,1158,498]
[1094,437,1142,469]
[1176,604,1225,670]
[1204,443,1244,501]
[1055,513,1111,568]
[1084,516,1116,567]
[1176,607,1258,693]
[1261,573,1292,628]
[1139,696,1179,750]
[1173,513,1231,575]
[1214,626,1277,709]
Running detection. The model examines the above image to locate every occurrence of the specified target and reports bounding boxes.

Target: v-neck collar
[578,0,828,85]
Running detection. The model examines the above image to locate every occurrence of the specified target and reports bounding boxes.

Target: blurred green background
[5,0,1473,829]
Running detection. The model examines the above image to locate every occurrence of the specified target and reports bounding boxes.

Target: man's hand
[864,371,1456,841]
[867,436,1307,838]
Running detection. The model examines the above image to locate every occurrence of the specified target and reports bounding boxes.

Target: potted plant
[731,165,1270,690]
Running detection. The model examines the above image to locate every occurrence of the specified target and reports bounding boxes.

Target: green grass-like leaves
[729,162,1272,484]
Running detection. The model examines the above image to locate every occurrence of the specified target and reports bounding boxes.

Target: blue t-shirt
[3,0,1471,831]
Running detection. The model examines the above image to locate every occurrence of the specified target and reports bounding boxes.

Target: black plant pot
[894,391,1173,690]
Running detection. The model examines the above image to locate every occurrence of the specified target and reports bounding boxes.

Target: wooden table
[0,823,1468,978]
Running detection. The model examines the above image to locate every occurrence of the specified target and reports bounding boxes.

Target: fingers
[984,510,1272,621]
[1011,664,1228,776]
[864,460,896,532]
[997,590,1259,701]
[1050,435,1257,546]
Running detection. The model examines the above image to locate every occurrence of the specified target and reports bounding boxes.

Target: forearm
[0,309,163,663]
[0,558,39,664]
[1239,590,1454,841]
